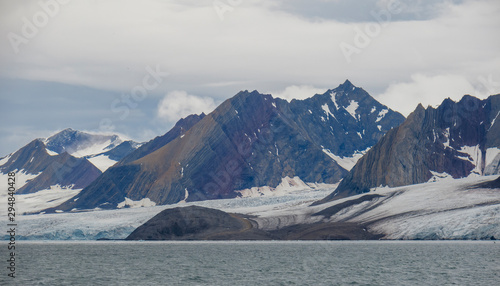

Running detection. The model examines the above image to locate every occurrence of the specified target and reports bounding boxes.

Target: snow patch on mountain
[179,188,189,204]
[321,104,335,120]
[428,171,453,182]
[6,186,81,215]
[458,145,482,175]
[322,148,369,171]
[86,154,118,172]
[235,176,330,198]
[0,170,41,189]
[442,128,451,149]
[0,155,11,166]
[330,91,339,110]
[45,149,58,156]
[490,110,500,129]
[345,100,359,120]
[117,197,157,209]
[376,109,388,122]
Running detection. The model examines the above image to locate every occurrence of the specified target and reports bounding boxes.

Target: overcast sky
[1,0,499,156]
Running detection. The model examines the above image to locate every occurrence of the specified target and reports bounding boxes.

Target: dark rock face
[56,81,405,211]
[0,139,102,194]
[125,206,262,240]
[320,94,500,202]
[285,80,404,157]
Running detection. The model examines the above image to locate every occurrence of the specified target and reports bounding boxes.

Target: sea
[1,241,499,285]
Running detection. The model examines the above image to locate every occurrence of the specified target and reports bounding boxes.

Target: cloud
[0,0,498,100]
[272,85,327,101]
[157,90,216,121]
[376,74,478,116]
[1,0,500,155]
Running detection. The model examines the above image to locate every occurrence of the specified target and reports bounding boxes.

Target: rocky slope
[319,94,500,202]
[53,80,404,211]
[117,114,205,166]
[0,139,101,195]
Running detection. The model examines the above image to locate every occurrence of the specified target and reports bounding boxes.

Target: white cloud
[157,90,216,121]
[271,85,327,101]
[376,74,478,116]
[0,0,498,100]
[1,0,500,155]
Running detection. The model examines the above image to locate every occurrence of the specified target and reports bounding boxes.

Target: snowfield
[315,175,500,240]
[1,176,499,240]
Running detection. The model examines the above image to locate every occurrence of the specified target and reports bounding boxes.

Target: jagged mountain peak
[54,83,406,211]
[338,79,355,90]
[232,89,274,103]
[174,113,206,131]
[318,93,500,203]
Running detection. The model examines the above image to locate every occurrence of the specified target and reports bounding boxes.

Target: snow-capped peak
[45,129,124,158]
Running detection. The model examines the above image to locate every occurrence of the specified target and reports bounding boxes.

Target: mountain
[284,79,404,168]
[117,114,205,166]
[0,139,101,195]
[52,80,405,212]
[44,128,141,172]
[0,129,140,208]
[318,94,500,203]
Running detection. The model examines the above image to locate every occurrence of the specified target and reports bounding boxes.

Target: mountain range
[1,80,499,240]
[318,93,500,203]
[0,129,140,209]
[50,80,405,211]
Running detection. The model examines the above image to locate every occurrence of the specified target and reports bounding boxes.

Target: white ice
[376,109,388,122]
[322,148,368,171]
[4,174,499,240]
[321,103,335,120]
[87,154,118,172]
[315,175,500,240]
[117,197,157,209]
[458,145,482,175]
[345,100,359,120]
[330,91,339,110]
[45,148,58,156]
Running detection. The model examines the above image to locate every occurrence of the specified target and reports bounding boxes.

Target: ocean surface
[2,241,499,285]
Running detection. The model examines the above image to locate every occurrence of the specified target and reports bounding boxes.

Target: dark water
[1,241,499,285]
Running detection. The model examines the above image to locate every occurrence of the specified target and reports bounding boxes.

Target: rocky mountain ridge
[52,80,405,211]
[0,130,140,199]
[319,93,500,202]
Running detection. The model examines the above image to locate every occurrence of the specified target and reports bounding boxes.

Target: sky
[0,0,499,156]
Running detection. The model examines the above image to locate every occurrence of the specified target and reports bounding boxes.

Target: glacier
[1,176,499,240]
